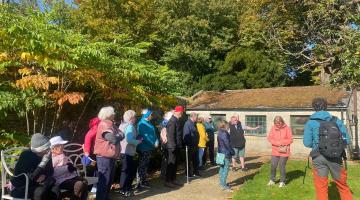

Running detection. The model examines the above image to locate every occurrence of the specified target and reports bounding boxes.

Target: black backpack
[316,117,346,158]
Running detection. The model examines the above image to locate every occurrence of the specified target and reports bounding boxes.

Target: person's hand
[256,126,261,130]
[67,163,77,173]
[38,151,51,169]
[36,175,46,183]
[155,140,159,148]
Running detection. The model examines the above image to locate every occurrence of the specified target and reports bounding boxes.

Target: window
[210,114,226,131]
[290,115,310,136]
[245,115,266,135]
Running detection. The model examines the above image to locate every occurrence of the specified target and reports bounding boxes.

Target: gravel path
[110,155,269,200]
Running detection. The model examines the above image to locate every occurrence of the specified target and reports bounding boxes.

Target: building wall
[188,110,347,158]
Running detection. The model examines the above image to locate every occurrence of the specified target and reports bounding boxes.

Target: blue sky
[37,0,74,11]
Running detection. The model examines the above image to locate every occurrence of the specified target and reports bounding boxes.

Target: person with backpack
[303,98,353,200]
[183,112,200,178]
[229,115,260,172]
[136,109,159,189]
[267,116,293,188]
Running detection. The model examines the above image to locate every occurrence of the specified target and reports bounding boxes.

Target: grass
[233,160,360,200]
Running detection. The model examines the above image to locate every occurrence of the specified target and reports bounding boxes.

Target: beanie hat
[142,109,153,119]
[31,133,51,153]
[174,106,184,112]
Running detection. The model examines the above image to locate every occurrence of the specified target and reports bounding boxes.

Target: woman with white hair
[94,106,124,200]
[118,110,142,197]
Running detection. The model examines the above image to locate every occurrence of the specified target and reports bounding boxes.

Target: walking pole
[186,145,189,184]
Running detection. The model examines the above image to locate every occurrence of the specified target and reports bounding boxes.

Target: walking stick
[303,156,311,184]
[186,146,189,184]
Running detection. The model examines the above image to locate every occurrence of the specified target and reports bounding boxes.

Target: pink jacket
[83,117,100,155]
[267,124,293,157]
[52,153,77,185]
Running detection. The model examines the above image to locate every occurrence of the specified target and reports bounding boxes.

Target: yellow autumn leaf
[20,52,31,60]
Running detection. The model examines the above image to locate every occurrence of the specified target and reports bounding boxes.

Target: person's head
[189,112,198,122]
[217,120,229,130]
[30,133,51,157]
[142,109,153,121]
[312,98,328,111]
[98,106,116,121]
[123,110,137,124]
[205,116,212,123]
[50,136,68,155]
[230,115,239,125]
[173,106,184,118]
[197,116,204,123]
[274,116,285,128]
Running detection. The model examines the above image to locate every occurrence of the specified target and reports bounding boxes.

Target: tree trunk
[25,111,30,136]
[50,105,62,136]
[73,91,94,139]
[33,109,36,134]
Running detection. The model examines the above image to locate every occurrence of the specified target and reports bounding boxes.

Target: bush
[0,130,30,151]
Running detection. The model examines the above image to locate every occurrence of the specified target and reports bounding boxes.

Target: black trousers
[186,146,199,176]
[203,140,215,164]
[119,154,137,192]
[165,148,178,182]
[12,184,60,200]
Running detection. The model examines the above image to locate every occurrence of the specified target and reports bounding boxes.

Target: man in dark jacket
[11,133,60,200]
[164,106,184,188]
[229,115,259,172]
[183,112,200,178]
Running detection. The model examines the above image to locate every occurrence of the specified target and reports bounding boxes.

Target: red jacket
[267,124,293,157]
[83,117,100,155]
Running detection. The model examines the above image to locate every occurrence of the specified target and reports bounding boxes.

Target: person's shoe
[141,181,151,189]
[279,182,286,188]
[164,182,177,188]
[118,190,126,195]
[231,167,238,172]
[267,180,275,186]
[241,167,248,172]
[221,186,233,192]
[172,180,183,186]
[124,191,134,197]
[193,173,201,178]
[199,166,206,171]
[90,186,97,193]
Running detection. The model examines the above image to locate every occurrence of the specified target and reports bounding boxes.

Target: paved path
[110,155,269,200]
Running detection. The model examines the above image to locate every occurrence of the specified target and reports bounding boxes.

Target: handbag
[216,153,225,165]
[279,145,288,153]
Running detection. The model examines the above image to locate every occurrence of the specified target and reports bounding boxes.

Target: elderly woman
[94,106,124,200]
[119,110,142,197]
[267,116,293,188]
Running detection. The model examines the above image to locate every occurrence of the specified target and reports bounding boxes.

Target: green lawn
[233,160,360,200]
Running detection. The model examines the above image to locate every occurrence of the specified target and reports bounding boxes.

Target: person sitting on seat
[50,136,88,200]
[11,133,60,200]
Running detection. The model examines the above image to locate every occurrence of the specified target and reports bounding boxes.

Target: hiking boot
[267,180,275,186]
[137,181,151,189]
[221,186,233,192]
[199,166,206,171]
[124,191,134,197]
[279,182,286,188]
[164,182,177,188]
[193,173,201,178]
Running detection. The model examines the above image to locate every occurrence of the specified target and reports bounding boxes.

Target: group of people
[9,97,354,200]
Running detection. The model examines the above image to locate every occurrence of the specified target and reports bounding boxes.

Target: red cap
[174,106,184,112]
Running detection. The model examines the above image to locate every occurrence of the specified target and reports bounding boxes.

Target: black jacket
[229,122,246,149]
[183,119,199,147]
[166,116,183,149]
[218,128,235,158]
[11,149,54,198]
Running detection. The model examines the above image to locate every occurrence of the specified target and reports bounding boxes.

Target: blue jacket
[303,111,351,150]
[204,122,215,141]
[137,118,158,152]
[217,128,235,158]
[183,119,199,147]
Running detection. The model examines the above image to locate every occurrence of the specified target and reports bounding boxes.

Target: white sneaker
[91,186,97,193]
[267,180,275,186]
[279,182,286,188]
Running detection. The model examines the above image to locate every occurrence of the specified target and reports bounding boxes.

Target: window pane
[290,115,310,136]
[210,114,226,131]
[245,115,266,135]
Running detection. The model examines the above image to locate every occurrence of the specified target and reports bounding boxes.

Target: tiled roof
[187,86,350,110]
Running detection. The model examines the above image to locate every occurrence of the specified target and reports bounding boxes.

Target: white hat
[50,136,68,148]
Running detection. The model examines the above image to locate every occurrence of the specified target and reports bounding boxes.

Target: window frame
[244,115,267,136]
[290,115,310,138]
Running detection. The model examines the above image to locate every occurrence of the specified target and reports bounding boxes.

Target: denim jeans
[219,157,230,188]
[198,148,205,167]
[96,157,115,200]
